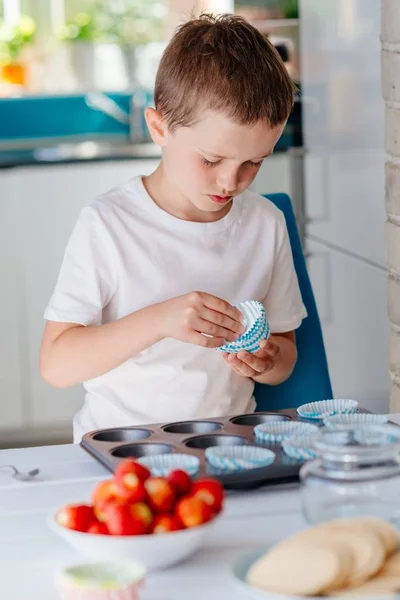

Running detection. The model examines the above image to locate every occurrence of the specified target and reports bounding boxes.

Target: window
[0,0,234,95]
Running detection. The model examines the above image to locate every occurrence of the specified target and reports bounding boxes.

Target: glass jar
[299,424,400,526]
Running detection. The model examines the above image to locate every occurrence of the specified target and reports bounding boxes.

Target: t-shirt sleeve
[44,205,115,326]
[263,209,307,333]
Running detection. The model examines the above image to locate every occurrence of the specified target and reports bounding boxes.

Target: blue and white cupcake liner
[297,399,359,421]
[254,421,319,444]
[282,434,320,460]
[137,453,200,477]
[323,413,388,429]
[205,445,275,472]
[314,424,400,458]
[352,424,400,446]
[218,300,270,354]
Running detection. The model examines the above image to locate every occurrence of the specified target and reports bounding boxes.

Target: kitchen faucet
[85,90,148,143]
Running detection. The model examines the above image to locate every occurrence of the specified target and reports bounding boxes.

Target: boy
[40,14,306,442]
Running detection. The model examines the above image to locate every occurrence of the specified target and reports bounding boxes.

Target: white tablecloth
[1,413,399,599]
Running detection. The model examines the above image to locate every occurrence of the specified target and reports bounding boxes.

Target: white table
[2,413,399,600]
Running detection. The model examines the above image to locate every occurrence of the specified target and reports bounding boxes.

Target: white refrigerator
[299,0,390,413]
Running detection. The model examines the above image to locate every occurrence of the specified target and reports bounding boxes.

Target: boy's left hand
[222,338,281,378]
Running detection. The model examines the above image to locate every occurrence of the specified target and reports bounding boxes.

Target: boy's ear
[145,107,168,146]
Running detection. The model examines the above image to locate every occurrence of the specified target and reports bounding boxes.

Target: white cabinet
[305,150,387,268]
[307,237,390,414]
[0,169,24,430]
[251,153,292,197]
[4,159,158,439]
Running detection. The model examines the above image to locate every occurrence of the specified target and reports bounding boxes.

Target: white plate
[231,546,396,599]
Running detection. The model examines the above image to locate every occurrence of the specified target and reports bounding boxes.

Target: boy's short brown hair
[154,13,296,132]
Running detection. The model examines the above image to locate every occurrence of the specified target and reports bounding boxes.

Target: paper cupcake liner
[282,434,320,460]
[352,424,400,446]
[314,424,400,456]
[205,445,275,472]
[323,413,388,429]
[254,421,319,443]
[297,399,359,420]
[221,320,270,354]
[217,300,270,354]
[137,453,200,477]
[56,560,145,600]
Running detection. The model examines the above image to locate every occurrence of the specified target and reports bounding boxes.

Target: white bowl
[48,510,221,572]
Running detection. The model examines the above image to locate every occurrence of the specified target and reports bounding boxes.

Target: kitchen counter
[0,141,162,169]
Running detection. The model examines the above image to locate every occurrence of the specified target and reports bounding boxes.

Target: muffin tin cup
[80,407,374,490]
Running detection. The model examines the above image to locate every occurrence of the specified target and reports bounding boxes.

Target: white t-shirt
[44,176,306,441]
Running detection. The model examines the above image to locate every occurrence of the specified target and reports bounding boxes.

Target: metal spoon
[0,464,40,481]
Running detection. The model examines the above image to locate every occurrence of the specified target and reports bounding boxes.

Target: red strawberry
[114,477,147,504]
[114,458,151,483]
[144,477,175,513]
[103,503,147,536]
[151,513,182,534]
[87,521,110,535]
[130,502,153,532]
[175,495,213,528]
[167,469,192,497]
[56,504,95,532]
[191,478,224,513]
[91,479,120,520]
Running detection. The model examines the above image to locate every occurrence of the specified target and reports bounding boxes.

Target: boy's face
[147,109,285,220]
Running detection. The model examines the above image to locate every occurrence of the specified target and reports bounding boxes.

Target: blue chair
[253,193,332,411]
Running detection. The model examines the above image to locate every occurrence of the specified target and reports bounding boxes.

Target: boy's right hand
[158,292,245,348]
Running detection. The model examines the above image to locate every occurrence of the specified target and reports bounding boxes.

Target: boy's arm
[222,331,297,386]
[40,292,244,388]
[40,305,163,388]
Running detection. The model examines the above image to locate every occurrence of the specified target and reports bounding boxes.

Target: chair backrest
[253,193,332,411]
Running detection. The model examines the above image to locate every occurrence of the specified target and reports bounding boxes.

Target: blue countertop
[0,92,301,168]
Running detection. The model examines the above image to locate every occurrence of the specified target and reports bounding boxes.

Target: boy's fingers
[202,294,244,325]
[257,339,280,359]
[237,350,274,373]
[196,318,239,342]
[227,353,256,377]
[192,332,226,348]
[201,307,245,336]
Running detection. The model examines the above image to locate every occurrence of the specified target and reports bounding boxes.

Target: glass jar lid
[313,424,400,466]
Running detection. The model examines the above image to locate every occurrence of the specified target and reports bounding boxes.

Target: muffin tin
[80,407,370,490]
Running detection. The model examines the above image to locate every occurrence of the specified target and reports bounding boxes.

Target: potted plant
[98,0,166,84]
[60,9,103,89]
[0,15,36,86]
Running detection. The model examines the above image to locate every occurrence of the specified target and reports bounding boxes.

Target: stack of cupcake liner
[217,300,270,354]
